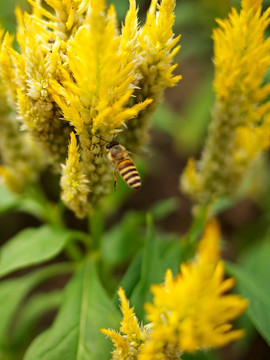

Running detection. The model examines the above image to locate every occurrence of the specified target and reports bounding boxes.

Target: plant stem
[88,208,104,252]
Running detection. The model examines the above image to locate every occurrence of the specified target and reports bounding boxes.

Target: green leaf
[226,239,270,345]
[118,232,181,304]
[0,184,20,215]
[16,197,50,221]
[101,211,145,266]
[0,184,64,225]
[0,264,72,353]
[130,214,164,320]
[24,257,121,360]
[116,250,143,301]
[88,208,104,250]
[182,349,219,360]
[155,233,181,276]
[9,291,62,358]
[125,215,183,321]
[232,311,256,357]
[0,225,72,277]
[150,197,179,221]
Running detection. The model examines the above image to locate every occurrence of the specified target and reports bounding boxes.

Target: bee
[106,140,141,190]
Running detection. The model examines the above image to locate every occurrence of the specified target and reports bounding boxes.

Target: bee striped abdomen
[106,141,142,190]
[118,159,141,189]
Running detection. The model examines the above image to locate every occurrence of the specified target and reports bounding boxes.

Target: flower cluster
[102,287,151,360]
[103,220,248,360]
[181,0,270,208]
[0,0,180,217]
[0,29,44,193]
[120,0,181,150]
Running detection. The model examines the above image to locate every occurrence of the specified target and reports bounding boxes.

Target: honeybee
[106,140,141,190]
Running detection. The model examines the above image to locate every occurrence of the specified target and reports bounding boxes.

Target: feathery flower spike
[122,0,181,150]
[49,0,153,216]
[0,29,45,192]
[139,220,247,359]
[0,0,180,216]
[103,220,247,359]
[181,0,270,207]
[101,287,150,360]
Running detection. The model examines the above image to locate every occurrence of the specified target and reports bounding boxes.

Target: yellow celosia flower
[0,32,17,109]
[0,29,45,193]
[0,10,72,164]
[0,0,180,216]
[27,0,90,40]
[51,0,152,135]
[139,220,247,359]
[181,157,201,199]
[101,287,150,360]
[49,0,179,216]
[213,0,270,104]
[49,0,153,215]
[103,220,247,360]
[139,0,181,88]
[120,0,140,71]
[234,119,270,165]
[122,0,181,149]
[181,0,270,207]
[60,132,90,218]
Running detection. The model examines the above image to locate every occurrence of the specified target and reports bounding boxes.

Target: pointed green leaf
[156,235,181,276]
[118,233,181,306]
[101,211,145,266]
[182,350,219,360]
[130,214,164,320]
[8,291,62,358]
[24,257,121,360]
[0,184,19,215]
[0,264,71,354]
[150,197,179,221]
[116,250,143,302]
[0,225,72,277]
[226,239,270,345]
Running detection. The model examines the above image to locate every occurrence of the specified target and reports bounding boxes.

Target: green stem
[181,206,209,261]
[64,242,83,262]
[88,207,104,252]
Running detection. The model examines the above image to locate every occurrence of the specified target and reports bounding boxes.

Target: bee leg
[113,169,117,191]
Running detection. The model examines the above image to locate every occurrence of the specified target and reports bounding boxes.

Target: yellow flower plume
[140,220,247,358]
[0,28,45,193]
[0,9,72,165]
[181,0,270,207]
[27,0,90,40]
[50,0,152,136]
[101,287,150,360]
[140,0,181,89]
[0,0,180,216]
[0,32,17,109]
[122,0,181,149]
[49,0,153,216]
[60,132,89,218]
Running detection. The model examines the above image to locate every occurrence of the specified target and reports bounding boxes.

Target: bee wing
[126,149,152,158]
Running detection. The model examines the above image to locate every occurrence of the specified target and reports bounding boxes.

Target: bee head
[106,141,119,150]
